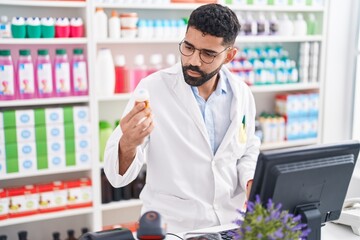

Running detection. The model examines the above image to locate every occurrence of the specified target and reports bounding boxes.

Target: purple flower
[235,195,309,240]
[292,215,302,223]
[255,194,262,204]
[266,198,274,210]
[233,219,243,226]
[274,228,284,238]
[247,201,255,213]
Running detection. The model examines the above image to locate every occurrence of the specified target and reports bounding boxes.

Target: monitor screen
[249,140,360,240]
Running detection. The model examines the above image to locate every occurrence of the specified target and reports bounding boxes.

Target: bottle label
[55,62,70,93]
[37,63,53,94]
[0,64,15,96]
[73,61,88,92]
[19,63,35,94]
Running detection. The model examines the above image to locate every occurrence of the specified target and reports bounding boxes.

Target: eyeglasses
[178,40,230,64]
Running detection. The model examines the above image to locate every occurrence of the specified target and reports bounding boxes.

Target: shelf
[96,38,181,44]
[94,2,207,9]
[0,96,90,108]
[97,93,132,102]
[0,0,86,8]
[0,38,88,45]
[229,5,325,12]
[96,35,322,45]
[101,199,143,211]
[260,138,318,151]
[93,3,324,12]
[236,35,323,43]
[0,165,92,181]
[0,207,93,228]
[250,82,320,93]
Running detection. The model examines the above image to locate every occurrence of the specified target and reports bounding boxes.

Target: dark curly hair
[187,3,240,46]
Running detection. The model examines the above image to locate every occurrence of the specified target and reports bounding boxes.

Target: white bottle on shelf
[108,10,120,39]
[96,48,115,96]
[166,53,176,68]
[293,13,307,36]
[0,16,11,38]
[94,7,108,39]
[257,12,270,36]
[278,13,294,36]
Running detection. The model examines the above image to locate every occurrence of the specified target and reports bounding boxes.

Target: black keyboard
[218,228,238,240]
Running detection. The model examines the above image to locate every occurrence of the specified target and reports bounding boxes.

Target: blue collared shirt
[191,71,233,154]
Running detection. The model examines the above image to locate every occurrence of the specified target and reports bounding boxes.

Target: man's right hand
[117,102,154,175]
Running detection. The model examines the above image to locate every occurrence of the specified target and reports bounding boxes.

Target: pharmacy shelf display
[0,1,329,239]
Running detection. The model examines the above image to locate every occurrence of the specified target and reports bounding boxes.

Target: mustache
[184,65,203,75]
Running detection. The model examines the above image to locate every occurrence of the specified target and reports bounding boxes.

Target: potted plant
[234,195,311,240]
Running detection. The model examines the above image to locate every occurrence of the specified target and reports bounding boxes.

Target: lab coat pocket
[143,189,199,231]
[231,140,247,161]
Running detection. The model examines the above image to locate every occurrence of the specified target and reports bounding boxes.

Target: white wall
[322,0,358,143]
[324,0,360,199]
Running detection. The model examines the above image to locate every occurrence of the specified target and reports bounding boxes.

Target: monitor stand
[297,204,322,240]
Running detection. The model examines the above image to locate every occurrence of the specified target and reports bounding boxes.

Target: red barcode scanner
[137,211,166,240]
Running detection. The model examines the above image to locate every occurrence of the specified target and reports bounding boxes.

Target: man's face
[180,27,231,87]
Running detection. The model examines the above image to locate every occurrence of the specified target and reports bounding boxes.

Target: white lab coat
[104,62,260,233]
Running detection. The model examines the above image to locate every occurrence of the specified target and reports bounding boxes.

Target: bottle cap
[115,55,126,66]
[134,54,145,66]
[1,16,8,22]
[297,13,304,20]
[40,17,54,26]
[0,49,11,56]
[67,229,75,237]
[56,48,67,55]
[166,54,176,66]
[18,231,27,239]
[37,49,49,55]
[19,49,31,56]
[52,232,60,239]
[150,54,162,65]
[81,227,89,234]
[111,10,118,18]
[134,88,150,103]
[73,48,83,55]
[96,7,104,12]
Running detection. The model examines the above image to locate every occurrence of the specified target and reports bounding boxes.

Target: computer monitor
[249,140,360,240]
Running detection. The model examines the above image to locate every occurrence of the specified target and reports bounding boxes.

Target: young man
[104,3,260,233]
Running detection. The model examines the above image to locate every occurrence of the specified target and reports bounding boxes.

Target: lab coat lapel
[215,68,245,158]
[167,64,212,153]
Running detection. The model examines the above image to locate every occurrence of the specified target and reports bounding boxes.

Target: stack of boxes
[275,92,319,140]
[0,178,92,220]
[0,105,91,176]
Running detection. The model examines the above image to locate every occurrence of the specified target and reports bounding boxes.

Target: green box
[5,143,17,160]
[6,158,18,173]
[34,108,46,126]
[36,141,48,158]
[65,139,76,167]
[4,127,17,144]
[63,106,74,123]
[3,110,16,128]
[37,156,48,170]
[35,125,47,142]
[64,123,75,139]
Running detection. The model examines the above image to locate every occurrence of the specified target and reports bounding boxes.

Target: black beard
[182,64,222,87]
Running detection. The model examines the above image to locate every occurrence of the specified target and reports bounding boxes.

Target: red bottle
[114,55,130,93]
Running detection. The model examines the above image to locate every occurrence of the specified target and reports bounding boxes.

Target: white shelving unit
[0,1,329,239]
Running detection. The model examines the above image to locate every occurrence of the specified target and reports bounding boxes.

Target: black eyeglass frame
[178,40,231,64]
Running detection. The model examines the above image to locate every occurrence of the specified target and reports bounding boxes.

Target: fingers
[121,104,151,130]
[121,102,146,124]
[134,114,154,137]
